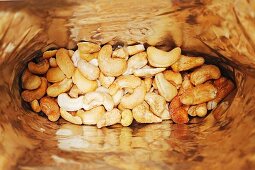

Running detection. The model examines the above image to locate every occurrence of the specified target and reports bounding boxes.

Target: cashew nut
[190,65,221,86]
[178,74,193,95]
[188,103,207,117]
[155,73,177,102]
[28,59,49,75]
[71,50,80,67]
[207,77,234,110]
[40,96,60,122]
[97,108,121,128]
[77,42,101,54]
[109,75,141,95]
[43,50,57,59]
[76,106,105,125]
[119,82,146,109]
[134,65,166,77]
[83,91,114,111]
[60,108,82,125]
[47,78,72,97]
[22,69,42,90]
[147,47,181,67]
[121,109,133,127]
[180,83,217,105]
[112,89,124,106]
[80,52,98,62]
[126,44,145,55]
[171,55,205,72]
[30,99,41,113]
[145,92,166,117]
[56,48,75,78]
[49,58,58,67]
[77,59,100,80]
[69,85,84,98]
[72,69,98,93]
[112,47,128,60]
[132,103,162,123]
[144,77,152,92]
[123,52,148,75]
[161,107,171,120]
[68,50,74,57]
[163,70,182,87]
[171,107,189,124]
[99,72,115,88]
[21,77,47,102]
[46,67,66,83]
[57,93,89,111]
[89,58,99,66]
[98,45,127,76]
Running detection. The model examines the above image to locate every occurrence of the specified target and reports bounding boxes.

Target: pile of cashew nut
[21,42,234,128]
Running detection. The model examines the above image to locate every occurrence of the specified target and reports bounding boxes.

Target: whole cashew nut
[97,108,121,128]
[40,96,60,122]
[145,92,166,117]
[83,91,114,111]
[98,45,127,76]
[72,69,98,93]
[28,59,49,75]
[119,81,146,109]
[56,48,75,78]
[134,65,166,77]
[46,67,66,83]
[60,108,82,125]
[57,93,89,111]
[121,109,133,127]
[77,42,101,54]
[147,47,181,67]
[123,52,148,75]
[188,103,207,117]
[132,103,162,123]
[76,106,105,125]
[77,59,100,80]
[43,50,57,59]
[190,65,221,86]
[155,73,177,102]
[180,83,217,105]
[126,44,145,55]
[171,55,205,72]
[109,75,141,95]
[22,69,42,90]
[47,78,73,97]
[21,77,47,102]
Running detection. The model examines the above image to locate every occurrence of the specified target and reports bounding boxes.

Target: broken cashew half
[99,72,115,88]
[145,92,166,117]
[121,109,133,127]
[97,108,121,128]
[40,96,60,122]
[22,69,42,90]
[46,67,66,83]
[123,52,148,75]
[171,55,204,72]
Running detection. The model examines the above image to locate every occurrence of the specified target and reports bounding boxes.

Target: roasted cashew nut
[69,85,84,98]
[46,67,66,83]
[49,58,58,67]
[77,59,100,80]
[126,44,145,55]
[56,48,75,78]
[123,52,148,75]
[145,92,166,117]
[171,55,204,72]
[155,73,177,102]
[134,65,166,77]
[132,103,162,123]
[60,108,82,125]
[98,45,127,76]
[180,83,217,105]
[28,59,49,75]
[119,82,146,109]
[147,47,181,67]
[76,106,105,125]
[188,103,207,117]
[47,78,73,97]
[190,65,221,86]
[40,96,60,122]
[112,47,128,60]
[30,99,41,113]
[57,93,89,111]
[97,108,121,128]
[120,109,133,127]
[22,69,42,90]
[77,42,101,54]
[43,50,57,59]
[109,75,141,95]
[83,91,114,111]
[99,72,115,88]
[163,70,183,87]
[21,77,47,102]
[112,89,124,106]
